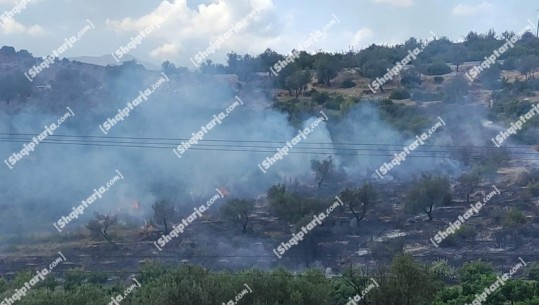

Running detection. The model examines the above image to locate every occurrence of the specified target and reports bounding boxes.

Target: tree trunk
[242,214,248,233]
[349,205,366,226]
[426,209,433,221]
[102,227,113,243]
[317,177,324,189]
[163,217,168,234]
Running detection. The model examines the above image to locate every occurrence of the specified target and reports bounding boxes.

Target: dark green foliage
[501,56,517,70]
[425,62,452,75]
[220,198,255,233]
[340,78,356,88]
[377,98,430,134]
[478,64,502,89]
[324,95,345,110]
[400,68,422,89]
[339,183,376,226]
[389,88,411,100]
[312,90,330,105]
[267,184,327,223]
[0,257,537,305]
[0,72,32,104]
[502,208,527,229]
[405,173,452,220]
[443,75,469,103]
[314,53,339,86]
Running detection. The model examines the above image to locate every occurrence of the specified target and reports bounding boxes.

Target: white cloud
[350,27,374,46]
[373,0,413,7]
[150,43,180,60]
[0,18,44,35]
[0,0,41,9]
[106,0,277,62]
[0,0,26,4]
[451,2,494,16]
[26,24,43,35]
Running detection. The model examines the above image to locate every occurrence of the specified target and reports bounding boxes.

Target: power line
[0,136,537,159]
[0,132,536,149]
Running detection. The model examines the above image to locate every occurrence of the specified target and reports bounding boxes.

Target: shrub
[502,208,527,229]
[340,78,356,88]
[325,95,344,110]
[433,76,444,84]
[501,56,517,70]
[528,265,539,281]
[389,88,411,100]
[312,91,330,105]
[400,68,422,88]
[425,62,452,75]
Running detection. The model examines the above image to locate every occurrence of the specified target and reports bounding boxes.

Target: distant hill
[69,54,160,71]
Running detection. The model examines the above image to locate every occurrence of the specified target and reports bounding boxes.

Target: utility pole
[536,10,539,37]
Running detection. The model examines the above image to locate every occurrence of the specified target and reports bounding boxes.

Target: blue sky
[0,0,537,67]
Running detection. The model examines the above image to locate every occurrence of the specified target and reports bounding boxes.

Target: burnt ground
[0,159,538,281]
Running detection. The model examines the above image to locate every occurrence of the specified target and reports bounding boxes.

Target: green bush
[501,56,517,70]
[325,95,344,110]
[425,62,452,75]
[340,78,356,88]
[312,91,330,105]
[433,76,444,84]
[502,208,527,229]
[400,69,422,88]
[389,88,411,100]
[528,265,539,281]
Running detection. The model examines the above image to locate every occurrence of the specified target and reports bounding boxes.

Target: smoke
[0,67,481,236]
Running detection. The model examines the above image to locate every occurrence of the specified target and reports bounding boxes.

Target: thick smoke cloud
[0,68,464,235]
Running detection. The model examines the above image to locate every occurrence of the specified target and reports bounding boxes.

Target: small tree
[285,70,312,98]
[340,183,376,226]
[161,60,176,75]
[258,48,283,78]
[458,169,482,204]
[311,157,334,189]
[86,212,118,243]
[405,174,452,220]
[152,200,175,234]
[221,198,254,233]
[362,59,393,93]
[450,44,467,72]
[388,254,440,305]
[517,55,539,80]
[337,265,372,305]
[314,53,339,86]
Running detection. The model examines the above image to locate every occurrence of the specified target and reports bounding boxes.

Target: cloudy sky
[0,0,537,67]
